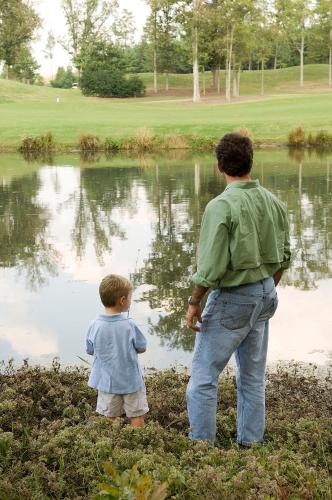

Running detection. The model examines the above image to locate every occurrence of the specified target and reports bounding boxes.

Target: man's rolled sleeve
[192,201,230,289]
[280,214,291,270]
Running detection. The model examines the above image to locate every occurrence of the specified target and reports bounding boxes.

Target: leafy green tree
[61,0,118,76]
[51,66,76,89]
[144,0,163,94]
[156,0,179,91]
[12,45,40,84]
[0,0,40,79]
[275,0,315,87]
[80,42,145,97]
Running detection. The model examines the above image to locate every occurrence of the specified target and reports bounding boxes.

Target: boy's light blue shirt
[86,313,147,394]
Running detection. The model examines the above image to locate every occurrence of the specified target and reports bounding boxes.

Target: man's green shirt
[192,179,291,289]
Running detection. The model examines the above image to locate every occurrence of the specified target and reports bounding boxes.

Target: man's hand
[186,304,203,332]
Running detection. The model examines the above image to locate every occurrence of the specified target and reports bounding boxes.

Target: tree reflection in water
[72,166,140,263]
[0,173,59,290]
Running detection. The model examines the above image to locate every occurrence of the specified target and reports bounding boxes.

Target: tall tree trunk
[329,2,332,86]
[217,66,221,94]
[212,66,218,88]
[192,0,200,104]
[261,58,265,96]
[237,63,241,96]
[202,66,206,96]
[300,34,304,87]
[5,64,9,79]
[248,54,252,71]
[153,47,158,94]
[165,72,169,92]
[274,50,277,70]
[226,27,234,102]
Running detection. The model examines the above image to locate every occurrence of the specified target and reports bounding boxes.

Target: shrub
[234,127,254,141]
[97,462,167,499]
[19,133,55,153]
[131,128,156,152]
[80,68,145,98]
[288,127,306,147]
[189,135,217,152]
[313,130,332,148]
[163,134,189,150]
[0,362,331,498]
[78,134,101,152]
[51,67,76,89]
[104,137,122,153]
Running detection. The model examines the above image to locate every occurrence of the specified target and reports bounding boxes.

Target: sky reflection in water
[0,150,331,368]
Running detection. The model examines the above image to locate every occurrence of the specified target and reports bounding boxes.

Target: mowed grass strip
[0,65,332,148]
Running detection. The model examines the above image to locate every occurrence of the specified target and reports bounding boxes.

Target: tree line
[0,0,332,100]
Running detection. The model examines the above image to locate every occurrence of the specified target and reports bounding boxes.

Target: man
[186,132,291,446]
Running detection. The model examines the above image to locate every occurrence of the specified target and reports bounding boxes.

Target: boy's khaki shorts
[96,390,149,418]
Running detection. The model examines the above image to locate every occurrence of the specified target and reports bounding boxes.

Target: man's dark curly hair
[215,133,253,177]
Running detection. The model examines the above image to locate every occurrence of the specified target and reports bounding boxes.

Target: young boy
[86,274,148,428]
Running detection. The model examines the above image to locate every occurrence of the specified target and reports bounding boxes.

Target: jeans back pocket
[220,300,256,331]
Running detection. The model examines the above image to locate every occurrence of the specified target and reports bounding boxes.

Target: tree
[313,0,332,85]
[275,0,314,87]
[192,0,202,103]
[157,0,179,91]
[12,45,40,84]
[80,42,145,97]
[112,9,136,47]
[0,0,40,79]
[51,66,76,88]
[61,0,118,76]
[145,0,163,93]
[44,31,56,79]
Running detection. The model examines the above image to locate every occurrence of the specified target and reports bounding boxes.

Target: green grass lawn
[0,64,332,148]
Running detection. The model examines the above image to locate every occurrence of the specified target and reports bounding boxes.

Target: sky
[32,0,150,77]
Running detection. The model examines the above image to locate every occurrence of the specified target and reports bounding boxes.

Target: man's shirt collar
[224,179,260,192]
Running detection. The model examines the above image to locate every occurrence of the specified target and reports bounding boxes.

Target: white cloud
[0,325,58,357]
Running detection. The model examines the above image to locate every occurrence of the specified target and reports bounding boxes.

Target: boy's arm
[86,325,95,356]
[131,321,147,354]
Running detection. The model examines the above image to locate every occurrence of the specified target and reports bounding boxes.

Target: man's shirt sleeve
[192,200,230,289]
[280,212,291,270]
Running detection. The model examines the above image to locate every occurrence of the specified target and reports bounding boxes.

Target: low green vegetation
[0,361,331,499]
[0,66,332,150]
[288,127,332,148]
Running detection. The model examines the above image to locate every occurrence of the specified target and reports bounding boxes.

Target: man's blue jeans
[186,277,278,445]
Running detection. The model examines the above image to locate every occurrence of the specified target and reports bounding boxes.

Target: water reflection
[0,150,331,365]
[0,172,59,290]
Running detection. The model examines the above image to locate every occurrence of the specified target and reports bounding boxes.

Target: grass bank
[0,362,331,498]
[1,67,332,150]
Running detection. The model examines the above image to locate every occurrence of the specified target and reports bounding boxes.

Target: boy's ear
[119,296,127,305]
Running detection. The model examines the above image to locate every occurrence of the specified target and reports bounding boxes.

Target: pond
[0,149,331,369]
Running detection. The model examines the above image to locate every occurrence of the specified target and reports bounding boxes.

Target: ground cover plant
[0,360,331,499]
[1,65,332,150]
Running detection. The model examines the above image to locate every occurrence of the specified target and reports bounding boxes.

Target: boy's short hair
[215,133,253,177]
[99,274,133,308]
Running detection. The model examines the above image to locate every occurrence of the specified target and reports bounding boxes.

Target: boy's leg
[130,416,145,428]
[123,391,149,427]
[96,392,124,419]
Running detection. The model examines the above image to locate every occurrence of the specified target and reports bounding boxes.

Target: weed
[0,362,330,498]
[79,134,101,152]
[288,127,306,147]
[19,132,56,153]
